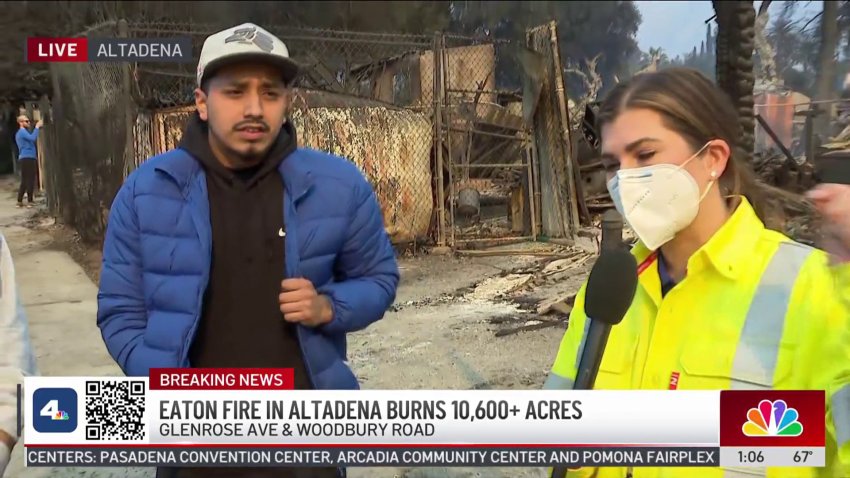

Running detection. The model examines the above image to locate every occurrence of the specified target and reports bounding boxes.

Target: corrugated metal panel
[140,101,433,245]
[292,106,433,245]
[419,44,496,107]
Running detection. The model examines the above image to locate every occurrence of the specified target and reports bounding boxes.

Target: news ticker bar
[26,37,193,63]
[22,374,828,469]
[23,446,825,468]
[25,446,825,468]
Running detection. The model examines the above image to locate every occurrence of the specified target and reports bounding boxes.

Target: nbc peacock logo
[742,399,803,437]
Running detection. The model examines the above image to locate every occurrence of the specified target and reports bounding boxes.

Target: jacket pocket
[680,340,793,391]
[593,336,638,389]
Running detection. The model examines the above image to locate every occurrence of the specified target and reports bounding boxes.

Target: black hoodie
[178,114,313,390]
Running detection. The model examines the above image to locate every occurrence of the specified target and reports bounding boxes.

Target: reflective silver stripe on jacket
[730,241,813,391]
[723,242,813,478]
[833,384,850,450]
[723,469,768,477]
[544,319,590,390]
[543,372,574,390]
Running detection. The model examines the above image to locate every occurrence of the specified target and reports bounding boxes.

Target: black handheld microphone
[573,248,638,390]
[552,249,638,478]
[600,209,624,253]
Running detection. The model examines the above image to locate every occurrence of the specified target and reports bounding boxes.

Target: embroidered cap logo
[224,26,275,53]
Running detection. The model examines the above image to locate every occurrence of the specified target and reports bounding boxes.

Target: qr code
[84,380,146,441]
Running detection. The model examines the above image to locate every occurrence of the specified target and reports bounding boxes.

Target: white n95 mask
[606,143,715,251]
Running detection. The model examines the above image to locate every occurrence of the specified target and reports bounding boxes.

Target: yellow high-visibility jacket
[546,198,850,478]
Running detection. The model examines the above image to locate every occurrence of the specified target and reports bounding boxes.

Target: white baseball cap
[196,23,300,87]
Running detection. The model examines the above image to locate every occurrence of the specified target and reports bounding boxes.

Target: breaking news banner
[21,369,825,469]
[26,37,193,63]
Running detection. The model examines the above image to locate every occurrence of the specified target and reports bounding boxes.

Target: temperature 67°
[794,451,813,463]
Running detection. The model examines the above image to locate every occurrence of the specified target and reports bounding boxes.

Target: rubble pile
[752,150,814,193]
[456,216,515,239]
[470,245,595,337]
[823,124,850,151]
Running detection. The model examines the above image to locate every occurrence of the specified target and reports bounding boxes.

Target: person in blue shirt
[14,116,41,208]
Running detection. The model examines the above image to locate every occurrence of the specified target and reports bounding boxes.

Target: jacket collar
[278,152,314,204]
[631,196,765,305]
[688,196,765,280]
[154,146,314,204]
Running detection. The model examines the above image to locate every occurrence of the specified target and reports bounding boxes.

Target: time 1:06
[738,450,764,463]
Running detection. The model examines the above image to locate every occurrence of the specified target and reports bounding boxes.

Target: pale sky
[635,0,824,59]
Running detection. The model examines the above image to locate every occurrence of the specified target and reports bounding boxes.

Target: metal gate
[432,23,581,250]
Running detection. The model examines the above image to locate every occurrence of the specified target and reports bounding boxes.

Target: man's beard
[233,144,266,165]
[210,129,270,168]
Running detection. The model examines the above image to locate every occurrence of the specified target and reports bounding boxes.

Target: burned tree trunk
[713,0,756,158]
[813,1,839,140]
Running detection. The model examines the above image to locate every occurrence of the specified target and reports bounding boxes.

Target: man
[96,23,399,478]
[0,232,39,476]
[14,115,41,208]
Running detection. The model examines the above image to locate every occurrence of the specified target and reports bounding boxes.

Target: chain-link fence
[40,19,582,249]
[436,33,540,249]
[42,20,442,247]
[40,21,136,243]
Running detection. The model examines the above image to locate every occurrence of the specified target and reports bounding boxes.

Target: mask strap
[682,141,715,203]
[679,141,712,170]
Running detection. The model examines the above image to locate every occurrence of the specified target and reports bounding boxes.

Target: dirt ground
[3,175,596,478]
[48,223,594,392]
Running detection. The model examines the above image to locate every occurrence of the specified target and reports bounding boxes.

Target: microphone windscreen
[584,249,639,325]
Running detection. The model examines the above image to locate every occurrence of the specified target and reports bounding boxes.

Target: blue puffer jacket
[96,147,400,389]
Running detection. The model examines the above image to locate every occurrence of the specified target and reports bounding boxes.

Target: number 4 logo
[39,399,72,420]
[40,400,58,418]
[33,388,77,433]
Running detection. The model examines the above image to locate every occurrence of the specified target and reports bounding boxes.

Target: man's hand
[0,428,15,475]
[279,278,334,327]
[808,184,850,262]
[35,120,43,128]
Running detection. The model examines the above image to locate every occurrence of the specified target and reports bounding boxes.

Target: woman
[545,68,850,478]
